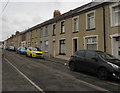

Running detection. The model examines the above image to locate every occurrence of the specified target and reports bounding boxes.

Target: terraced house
[5,1,120,60]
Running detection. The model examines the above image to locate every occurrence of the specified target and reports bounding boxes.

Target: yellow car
[26,47,44,58]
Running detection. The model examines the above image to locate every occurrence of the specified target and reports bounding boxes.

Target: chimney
[15,31,20,35]
[53,10,61,18]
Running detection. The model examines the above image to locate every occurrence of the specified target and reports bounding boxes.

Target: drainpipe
[102,6,106,52]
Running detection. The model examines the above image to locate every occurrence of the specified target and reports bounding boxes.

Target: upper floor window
[53,24,56,36]
[111,5,120,26]
[61,21,65,34]
[40,28,43,38]
[44,26,48,36]
[73,17,79,32]
[86,12,95,30]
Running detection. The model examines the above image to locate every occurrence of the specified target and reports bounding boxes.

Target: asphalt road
[2,50,120,92]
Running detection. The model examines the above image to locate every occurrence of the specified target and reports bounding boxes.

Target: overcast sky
[0,0,92,41]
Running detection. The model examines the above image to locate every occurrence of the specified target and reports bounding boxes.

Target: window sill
[60,32,65,34]
[73,31,78,33]
[86,28,96,31]
[59,53,66,55]
[52,34,56,36]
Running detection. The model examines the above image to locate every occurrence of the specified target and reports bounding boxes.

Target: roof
[24,1,112,32]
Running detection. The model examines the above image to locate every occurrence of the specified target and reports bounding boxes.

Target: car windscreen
[97,51,117,60]
[9,46,14,49]
[31,48,38,51]
[21,47,26,50]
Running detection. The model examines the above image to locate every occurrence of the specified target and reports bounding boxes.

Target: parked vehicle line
[4,51,113,92]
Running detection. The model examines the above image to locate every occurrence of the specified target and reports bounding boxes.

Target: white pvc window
[87,12,95,29]
[45,40,48,51]
[112,5,120,26]
[61,21,65,33]
[73,18,79,32]
[86,37,97,50]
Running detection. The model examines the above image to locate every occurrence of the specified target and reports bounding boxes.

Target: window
[85,37,97,50]
[87,12,95,29]
[111,5,120,26]
[44,40,48,52]
[59,40,66,55]
[44,26,48,36]
[40,28,43,38]
[53,24,56,36]
[116,36,120,41]
[61,21,65,34]
[40,41,42,51]
[73,18,79,32]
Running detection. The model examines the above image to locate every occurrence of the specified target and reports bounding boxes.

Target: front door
[112,36,120,59]
[73,38,78,54]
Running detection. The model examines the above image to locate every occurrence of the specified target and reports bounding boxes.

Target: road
[2,50,120,92]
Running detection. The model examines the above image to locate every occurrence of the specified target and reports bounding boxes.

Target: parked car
[16,47,27,55]
[26,47,44,58]
[6,46,16,51]
[68,50,120,80]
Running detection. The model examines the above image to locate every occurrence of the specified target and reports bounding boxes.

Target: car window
[97,51,117,60]
[75,50,85,57]
[85,51,96,59]
[31,48,38,51]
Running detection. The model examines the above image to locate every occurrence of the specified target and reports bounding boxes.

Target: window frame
[61,21,65,34]
[72,16,79,33]
[110,3,120,27]
[84,35,98,50]
[53,24,56,36]
[86,11,95,30]
[44,40,48,52]
[59,39,66,55]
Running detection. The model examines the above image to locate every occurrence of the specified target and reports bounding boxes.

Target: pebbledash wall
[6,2,120,60]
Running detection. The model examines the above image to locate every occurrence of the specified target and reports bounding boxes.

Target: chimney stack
[15,31,20,35]
[53,10,61,18]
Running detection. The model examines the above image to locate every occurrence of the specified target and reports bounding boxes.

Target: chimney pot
[53,10,61,18]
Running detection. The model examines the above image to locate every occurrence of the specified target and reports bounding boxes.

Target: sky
[0,0,92,41]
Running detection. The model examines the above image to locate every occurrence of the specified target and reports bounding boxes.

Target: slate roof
[21,1,113,33]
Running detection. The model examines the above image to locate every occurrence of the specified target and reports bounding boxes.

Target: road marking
[4,57,45,93]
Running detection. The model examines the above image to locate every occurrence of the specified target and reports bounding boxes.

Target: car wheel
[98,68,108,80]
[69,62,76,71]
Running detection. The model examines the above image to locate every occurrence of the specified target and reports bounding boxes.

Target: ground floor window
[59,39,66,55]
[85,36,97,50]
[44,40,48,52]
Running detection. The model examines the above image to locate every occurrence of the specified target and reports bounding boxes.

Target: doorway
[73,38,78,54]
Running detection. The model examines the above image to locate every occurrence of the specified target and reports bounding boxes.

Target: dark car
[16,47,27,55]
[68,50,120,80]
[6,46,16,51]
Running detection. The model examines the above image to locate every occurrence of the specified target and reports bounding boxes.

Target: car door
[85,51,99,73]
[27,48,31,56]
[75,50,86,71]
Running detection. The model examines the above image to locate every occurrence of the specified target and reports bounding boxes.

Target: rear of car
[68,50,120,80]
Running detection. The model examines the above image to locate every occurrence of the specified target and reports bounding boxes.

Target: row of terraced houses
[4,1,120,60]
